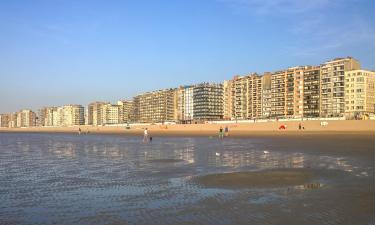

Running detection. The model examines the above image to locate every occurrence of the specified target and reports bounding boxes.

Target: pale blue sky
[1,0,375,112]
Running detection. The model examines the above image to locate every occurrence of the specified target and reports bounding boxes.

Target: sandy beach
[2,120,375,136]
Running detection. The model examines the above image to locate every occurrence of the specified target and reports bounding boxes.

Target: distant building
[271,66,310,118]
[87,102,106,126]
[223,80,233,120]
[303,66,321,118]
[133,88,178,123]
[345,70,375,119]
[292,67,305,118]
[15,109,36,127]
[101,103,120,125]
[0,114,10,127]
[8,113,17,128]
[320,57,360,117]
[193,83,224,121]
[59,105,84,126]
[271,70,287,118]
[177,86,194,122]
[37,107,47,126]
[117,100,135,123]
[261,73,272,118]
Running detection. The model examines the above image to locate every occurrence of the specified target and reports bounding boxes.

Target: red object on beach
[279,125,286,130]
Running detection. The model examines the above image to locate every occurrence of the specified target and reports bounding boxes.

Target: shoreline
[1,120,375,137]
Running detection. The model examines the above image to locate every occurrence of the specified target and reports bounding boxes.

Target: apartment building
[117,100,134,123]
[15,109,36,127]
[0,114,10,127]
[231,75,248,120]
[345,70,375,119]
[87,102,106,125]
[177,86,194,122]
[271,70,287,118]
[292,67,305,118]
[133,88,178,123]
[101,103,120,125]
[223,80,233,120]
[304,66,321,117]
[59,105,84,126]
[271,67,310,118]
[8,113,18,128]
[320,57,360,117]
[248,73,263,119]
[261,73,272,118]
[193,83,223,121]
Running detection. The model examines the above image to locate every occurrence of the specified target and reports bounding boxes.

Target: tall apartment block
[133,88,178,123]
[271,70,287,118]
[37,107,47,126]
[320,57,360,117]
[0,114,10,127]
[292,67,306,118]
[231,75,247,120]
[271,67,309,118]
[345,70,375,118]
[101,103,120,125]
[8,113,17,128]
[15,109,36,127]
[261,73,272,118]
[87,102,106,125]
[193,83,224,121]
[303,66,321,117]
[223,80,233,120]
[230,73,262,120]
[117,100,134,123]
[177,86,194,122]
[59,105,84,126]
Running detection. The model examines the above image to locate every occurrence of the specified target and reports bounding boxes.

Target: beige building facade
[134,88,178,123]
[88,102,106,126]
[320,57,360,117]
[345,70,375,119]
[303,66,321,117]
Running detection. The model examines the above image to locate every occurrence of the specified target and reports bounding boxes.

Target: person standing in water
[224,126,229,137]
[143,128,149,143]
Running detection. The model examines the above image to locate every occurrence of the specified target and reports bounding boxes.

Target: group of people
[218,126,229,139]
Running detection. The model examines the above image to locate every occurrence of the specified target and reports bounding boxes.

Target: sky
[1,0,375,113]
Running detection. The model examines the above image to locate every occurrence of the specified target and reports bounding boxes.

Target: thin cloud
[220,0,335,14]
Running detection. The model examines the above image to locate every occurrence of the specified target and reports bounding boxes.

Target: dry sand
[2,120,375,137]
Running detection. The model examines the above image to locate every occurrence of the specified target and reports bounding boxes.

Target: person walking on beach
[224,126,229,137]
[298,123,302,130]
[143,128,149,143]
[219,127,224,139]
[78,128,81,135]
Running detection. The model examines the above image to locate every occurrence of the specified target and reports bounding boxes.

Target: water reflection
[0,133,374,225]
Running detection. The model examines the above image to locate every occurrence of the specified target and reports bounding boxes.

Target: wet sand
[0,132,374,225]
[193,168,316,188]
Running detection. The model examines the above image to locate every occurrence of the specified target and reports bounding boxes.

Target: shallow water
[0,132,374,225]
